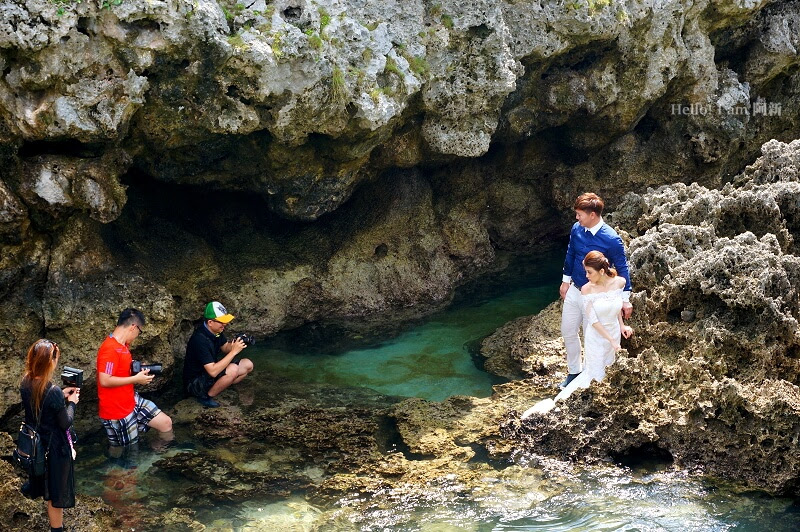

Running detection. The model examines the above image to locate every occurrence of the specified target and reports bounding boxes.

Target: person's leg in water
[132,394,174,443]
[147,411,174,443]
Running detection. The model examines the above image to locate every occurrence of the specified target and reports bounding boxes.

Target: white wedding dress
[522,289,623,418]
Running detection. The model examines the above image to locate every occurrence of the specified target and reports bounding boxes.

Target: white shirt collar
[585,218,604,235]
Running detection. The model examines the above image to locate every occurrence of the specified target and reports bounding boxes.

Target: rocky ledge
[296,140,800,515]
[3,0,800,420]
[499,138,800,495]
[3,139,799,532]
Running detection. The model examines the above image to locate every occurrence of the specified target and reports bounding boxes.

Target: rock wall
[2,0,800,419]
[500,139,800,496]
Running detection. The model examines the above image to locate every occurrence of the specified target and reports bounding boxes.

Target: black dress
[20,380,77,508]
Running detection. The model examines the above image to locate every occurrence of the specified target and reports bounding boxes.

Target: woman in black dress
[20,339,80,532]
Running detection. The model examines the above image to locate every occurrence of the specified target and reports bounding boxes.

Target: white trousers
[560,284,587,374]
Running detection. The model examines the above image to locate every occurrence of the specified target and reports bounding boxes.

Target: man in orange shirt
[96,308,172,448]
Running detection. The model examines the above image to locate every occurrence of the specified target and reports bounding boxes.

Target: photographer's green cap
[204,301,235,323]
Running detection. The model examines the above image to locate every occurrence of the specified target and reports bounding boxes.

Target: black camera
[131,361,163,375]
[233,333,255,346]
[61,366,84,387]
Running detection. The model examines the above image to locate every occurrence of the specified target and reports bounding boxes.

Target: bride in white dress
[522,251,633,418]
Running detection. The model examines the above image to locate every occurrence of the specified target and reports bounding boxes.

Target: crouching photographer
[183,301,254,408]
[18,339,80,532]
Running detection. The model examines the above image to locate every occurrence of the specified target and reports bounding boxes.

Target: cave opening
[98,168,331,277]
[611,443,675,471]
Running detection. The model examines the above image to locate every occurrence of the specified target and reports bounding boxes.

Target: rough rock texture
[501,139,800,496]
[3,0,800,419]
[480,300,565,380]
[3,1,799,527]
[10,133,795,531]
[0,433,122,531]
[123,378,401,507]
[150,376,567,529]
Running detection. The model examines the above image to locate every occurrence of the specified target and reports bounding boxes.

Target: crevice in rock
[465,442,510,470]
[611,443,674,470]
[122,18,161,34]
[226,84,253,106]
[0,401,22,433]
[76,17,92,37]
[536,124,592,164]
[283,6,302,20]
[712,38,751,77]
[544,40,617,75]
[633,114,660,143]
[19,139,106,159]
[468,24,492,40]
[379,416,434,461]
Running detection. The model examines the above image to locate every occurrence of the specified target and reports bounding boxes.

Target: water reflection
[72,251,800,530]
[329,460,800,532]
[75,420,800,531]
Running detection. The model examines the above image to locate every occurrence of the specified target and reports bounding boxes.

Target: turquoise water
[73,250,800,530]
[246,252,562,401]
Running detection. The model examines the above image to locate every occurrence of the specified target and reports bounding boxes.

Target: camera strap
[30,384,53,434]
[21,385,55,453]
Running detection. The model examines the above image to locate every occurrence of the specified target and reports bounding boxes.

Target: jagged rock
[0,236,50,408]
[504,139,800,496]
[151,379,399,506]
[0,437,122,532]
[0,176,27,243]
[2,0,800,509]
[480,300,565,381]
[1,0,799,388]
[17,150,131,226]
[3,0,800,222]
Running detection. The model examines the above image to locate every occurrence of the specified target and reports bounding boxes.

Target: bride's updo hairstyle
[583,250,617,278]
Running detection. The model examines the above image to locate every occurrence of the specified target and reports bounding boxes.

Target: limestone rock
[2,0,800,504]
[153,379,399,505]
[0,236,50,409]
[0,446,122,532]
[3,0,799,222]
[480,300,565,381]
[0,177,27,243]
[505,139,800,496]
[18,150,131,226]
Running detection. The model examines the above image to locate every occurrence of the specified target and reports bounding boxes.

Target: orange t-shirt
[96,335,135,420]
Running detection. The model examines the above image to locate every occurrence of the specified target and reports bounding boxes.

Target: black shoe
[559,373,581,389]
[196,396,220,408]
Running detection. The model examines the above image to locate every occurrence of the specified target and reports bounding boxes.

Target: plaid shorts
[100,393,162,447]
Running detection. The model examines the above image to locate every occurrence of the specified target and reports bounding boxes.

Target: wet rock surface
[0,433,122,532]
[479,300,565,381]
[1,0,800,526]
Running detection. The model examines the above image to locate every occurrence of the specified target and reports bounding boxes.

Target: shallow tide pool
[244,252,563,401]
[74,251,800,530]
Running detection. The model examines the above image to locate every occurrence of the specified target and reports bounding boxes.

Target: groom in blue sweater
[559,192,633,388]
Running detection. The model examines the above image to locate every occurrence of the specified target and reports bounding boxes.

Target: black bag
[12,422,46,476]
[12,386,52,477]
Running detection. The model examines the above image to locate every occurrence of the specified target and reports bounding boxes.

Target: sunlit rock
[505,139,800,495]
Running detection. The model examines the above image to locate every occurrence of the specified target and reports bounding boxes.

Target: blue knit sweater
[562,221,632,292]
